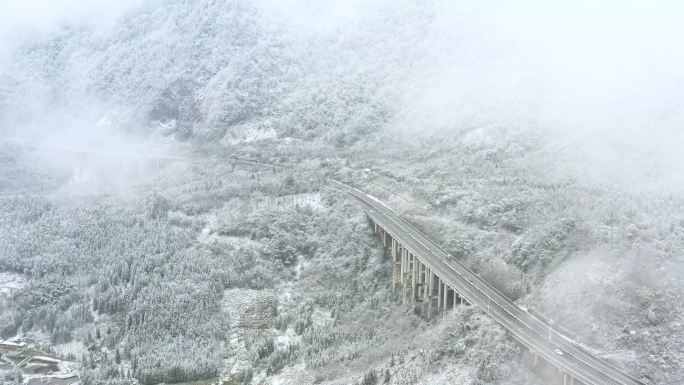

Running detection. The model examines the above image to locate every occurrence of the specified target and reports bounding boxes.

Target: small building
[28,356,62,365]
[0,340,26,353]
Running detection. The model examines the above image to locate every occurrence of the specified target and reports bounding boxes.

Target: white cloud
[0,0,145,60]
[2,0,682,191]
[386,0,684,191]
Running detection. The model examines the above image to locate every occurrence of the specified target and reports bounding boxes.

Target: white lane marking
[356,191,631,385]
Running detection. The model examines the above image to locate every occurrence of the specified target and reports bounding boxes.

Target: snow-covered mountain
[1,0,427,144]
[0,1,683,385]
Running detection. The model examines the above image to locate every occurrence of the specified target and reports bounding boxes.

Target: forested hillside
[1,1,682,385]
[1,0,428,144]
[0,150,548,385]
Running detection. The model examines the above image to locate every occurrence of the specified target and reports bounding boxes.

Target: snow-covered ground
[0,271,26,305]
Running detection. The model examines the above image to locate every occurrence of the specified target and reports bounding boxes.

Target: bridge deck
[333,179,645,385]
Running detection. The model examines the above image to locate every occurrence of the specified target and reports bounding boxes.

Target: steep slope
[1,0,432,144]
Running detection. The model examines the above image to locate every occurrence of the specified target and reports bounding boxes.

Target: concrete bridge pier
[398,244,404,301]
[418,263,424,307]
[391,238,397,293]
[437,278,443,314]
[414,263,420,302]
[417,265,424,316]
[426,269,434,320]
[405,250,411,304]
[372,222,471,321]
[409,252,416,305]
[401,247,409,304]
[563,372,575,385]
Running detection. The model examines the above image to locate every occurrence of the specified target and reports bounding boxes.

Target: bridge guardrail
[332,178,646,385]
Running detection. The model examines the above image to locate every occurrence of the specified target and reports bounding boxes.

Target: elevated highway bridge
[332,179,646,385]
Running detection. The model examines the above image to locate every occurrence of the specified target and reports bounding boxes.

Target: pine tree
[362,370,378,385]
[82,354,89,369]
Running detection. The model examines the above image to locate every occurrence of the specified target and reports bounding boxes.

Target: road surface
[333,179,645,385]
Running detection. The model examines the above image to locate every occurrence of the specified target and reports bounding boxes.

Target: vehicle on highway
[554,348,564,356]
